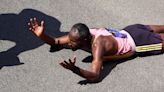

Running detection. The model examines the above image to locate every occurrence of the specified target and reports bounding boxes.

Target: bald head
[69,23,90,41]
[67,23,91,50]
[69,28,80,41]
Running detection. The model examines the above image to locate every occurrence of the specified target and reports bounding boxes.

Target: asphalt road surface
[0,0,164,92]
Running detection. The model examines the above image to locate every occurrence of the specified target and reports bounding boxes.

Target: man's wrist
[72,66,81,75]
[40,33,46,39]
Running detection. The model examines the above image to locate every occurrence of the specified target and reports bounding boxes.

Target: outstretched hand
[28,17,44,37]
[59,56,76,71]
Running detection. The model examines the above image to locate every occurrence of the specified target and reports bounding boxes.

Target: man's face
[68,29,81,51]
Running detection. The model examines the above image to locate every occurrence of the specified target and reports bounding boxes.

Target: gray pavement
[0,0,164,92]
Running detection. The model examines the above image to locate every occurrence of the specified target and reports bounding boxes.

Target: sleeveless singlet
[89,28,136,55]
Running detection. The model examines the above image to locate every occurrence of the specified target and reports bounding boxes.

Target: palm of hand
[34,25,44,37]
[28,18,44,37]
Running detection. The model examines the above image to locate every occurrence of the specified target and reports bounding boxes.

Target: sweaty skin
[28,18,164,82]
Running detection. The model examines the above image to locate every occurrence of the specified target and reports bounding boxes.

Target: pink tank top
[89,28,136,55]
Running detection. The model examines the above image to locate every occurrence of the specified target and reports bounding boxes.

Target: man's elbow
[88,74,100,82]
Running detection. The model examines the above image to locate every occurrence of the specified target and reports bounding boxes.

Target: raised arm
[28,17,70,46]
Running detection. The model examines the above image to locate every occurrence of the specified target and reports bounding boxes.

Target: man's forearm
[40,34,56,45]
[72,66,99,82]
[39,34,69,46]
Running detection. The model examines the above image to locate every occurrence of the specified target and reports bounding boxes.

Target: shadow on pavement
[0,9,67,69]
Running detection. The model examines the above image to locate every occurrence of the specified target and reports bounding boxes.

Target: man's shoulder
[92,36,107,48]
[92,35,116,50]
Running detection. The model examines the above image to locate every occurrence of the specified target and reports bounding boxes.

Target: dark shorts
[123,24,163,56]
